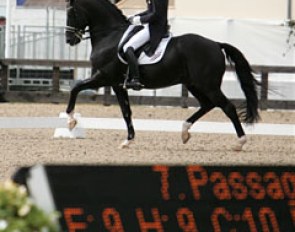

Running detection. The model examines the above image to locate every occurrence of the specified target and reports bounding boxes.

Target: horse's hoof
[232,144,243,151]
[182,121,192,144]
[68,118,77,130]
[182,132,191,144]
[119,139,134,149]
[232,136,247,151]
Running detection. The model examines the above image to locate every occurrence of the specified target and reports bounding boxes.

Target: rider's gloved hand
[129,16,141,25]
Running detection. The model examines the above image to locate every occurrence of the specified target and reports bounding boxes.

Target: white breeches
[123,24,150,52]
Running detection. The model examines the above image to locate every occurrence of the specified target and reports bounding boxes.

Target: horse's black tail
[219,43,260,123]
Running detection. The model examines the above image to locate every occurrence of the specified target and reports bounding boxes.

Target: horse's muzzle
[65,31,81,46]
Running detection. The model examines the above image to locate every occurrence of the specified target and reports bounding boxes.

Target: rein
[65,24,128,41]
[65,26,90,40]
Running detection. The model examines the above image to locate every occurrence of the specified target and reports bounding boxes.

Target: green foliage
[0,180,60,232]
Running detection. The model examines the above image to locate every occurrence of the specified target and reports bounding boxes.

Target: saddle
[118,25,172,65]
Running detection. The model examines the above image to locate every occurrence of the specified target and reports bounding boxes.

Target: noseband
[65,25,90,40]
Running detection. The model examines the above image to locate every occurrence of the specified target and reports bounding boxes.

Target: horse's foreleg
[66,84,81,130]
[112,86,135,149]
[66,72,101,130]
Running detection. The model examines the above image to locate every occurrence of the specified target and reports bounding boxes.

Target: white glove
[129,16,141,25]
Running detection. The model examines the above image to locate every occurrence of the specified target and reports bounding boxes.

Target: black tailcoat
[137,0,169,55]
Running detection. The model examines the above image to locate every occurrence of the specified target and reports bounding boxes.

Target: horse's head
[65,0,128,46]
[65,0,89,46]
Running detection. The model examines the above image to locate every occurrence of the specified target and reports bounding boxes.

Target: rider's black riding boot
[125,47,143,91]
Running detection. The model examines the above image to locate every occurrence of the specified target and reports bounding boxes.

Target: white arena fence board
[0,117,294,136]
[0,117,66,128]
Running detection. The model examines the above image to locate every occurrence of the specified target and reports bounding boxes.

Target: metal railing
[0,26,5,58]
[0,25,90,60]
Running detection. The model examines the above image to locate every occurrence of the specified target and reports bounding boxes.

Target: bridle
[65,0,90,40]
[65,0,130,41]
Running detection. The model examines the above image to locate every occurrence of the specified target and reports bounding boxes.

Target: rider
[123,0,169,90]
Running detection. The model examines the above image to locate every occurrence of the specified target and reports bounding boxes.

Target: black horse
[65,0,259,150]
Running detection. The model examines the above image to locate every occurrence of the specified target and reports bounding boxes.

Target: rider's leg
[124,47,142,90]
[123,25,150,90]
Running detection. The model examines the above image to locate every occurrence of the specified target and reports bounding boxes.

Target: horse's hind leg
[182,86,214,144]
[208,91,247,151]
[112,86,135,149]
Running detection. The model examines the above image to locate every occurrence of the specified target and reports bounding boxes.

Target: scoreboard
[14,165,295,232]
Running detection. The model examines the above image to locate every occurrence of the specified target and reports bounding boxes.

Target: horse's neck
[85,0,129,52]
[89,25,127,68]
[88,0,127,29]
[90,24,128,48]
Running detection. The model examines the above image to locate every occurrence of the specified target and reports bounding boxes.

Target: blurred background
[0,0,294,103]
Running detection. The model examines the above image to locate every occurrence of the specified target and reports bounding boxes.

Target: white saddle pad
[118,25,172,65]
